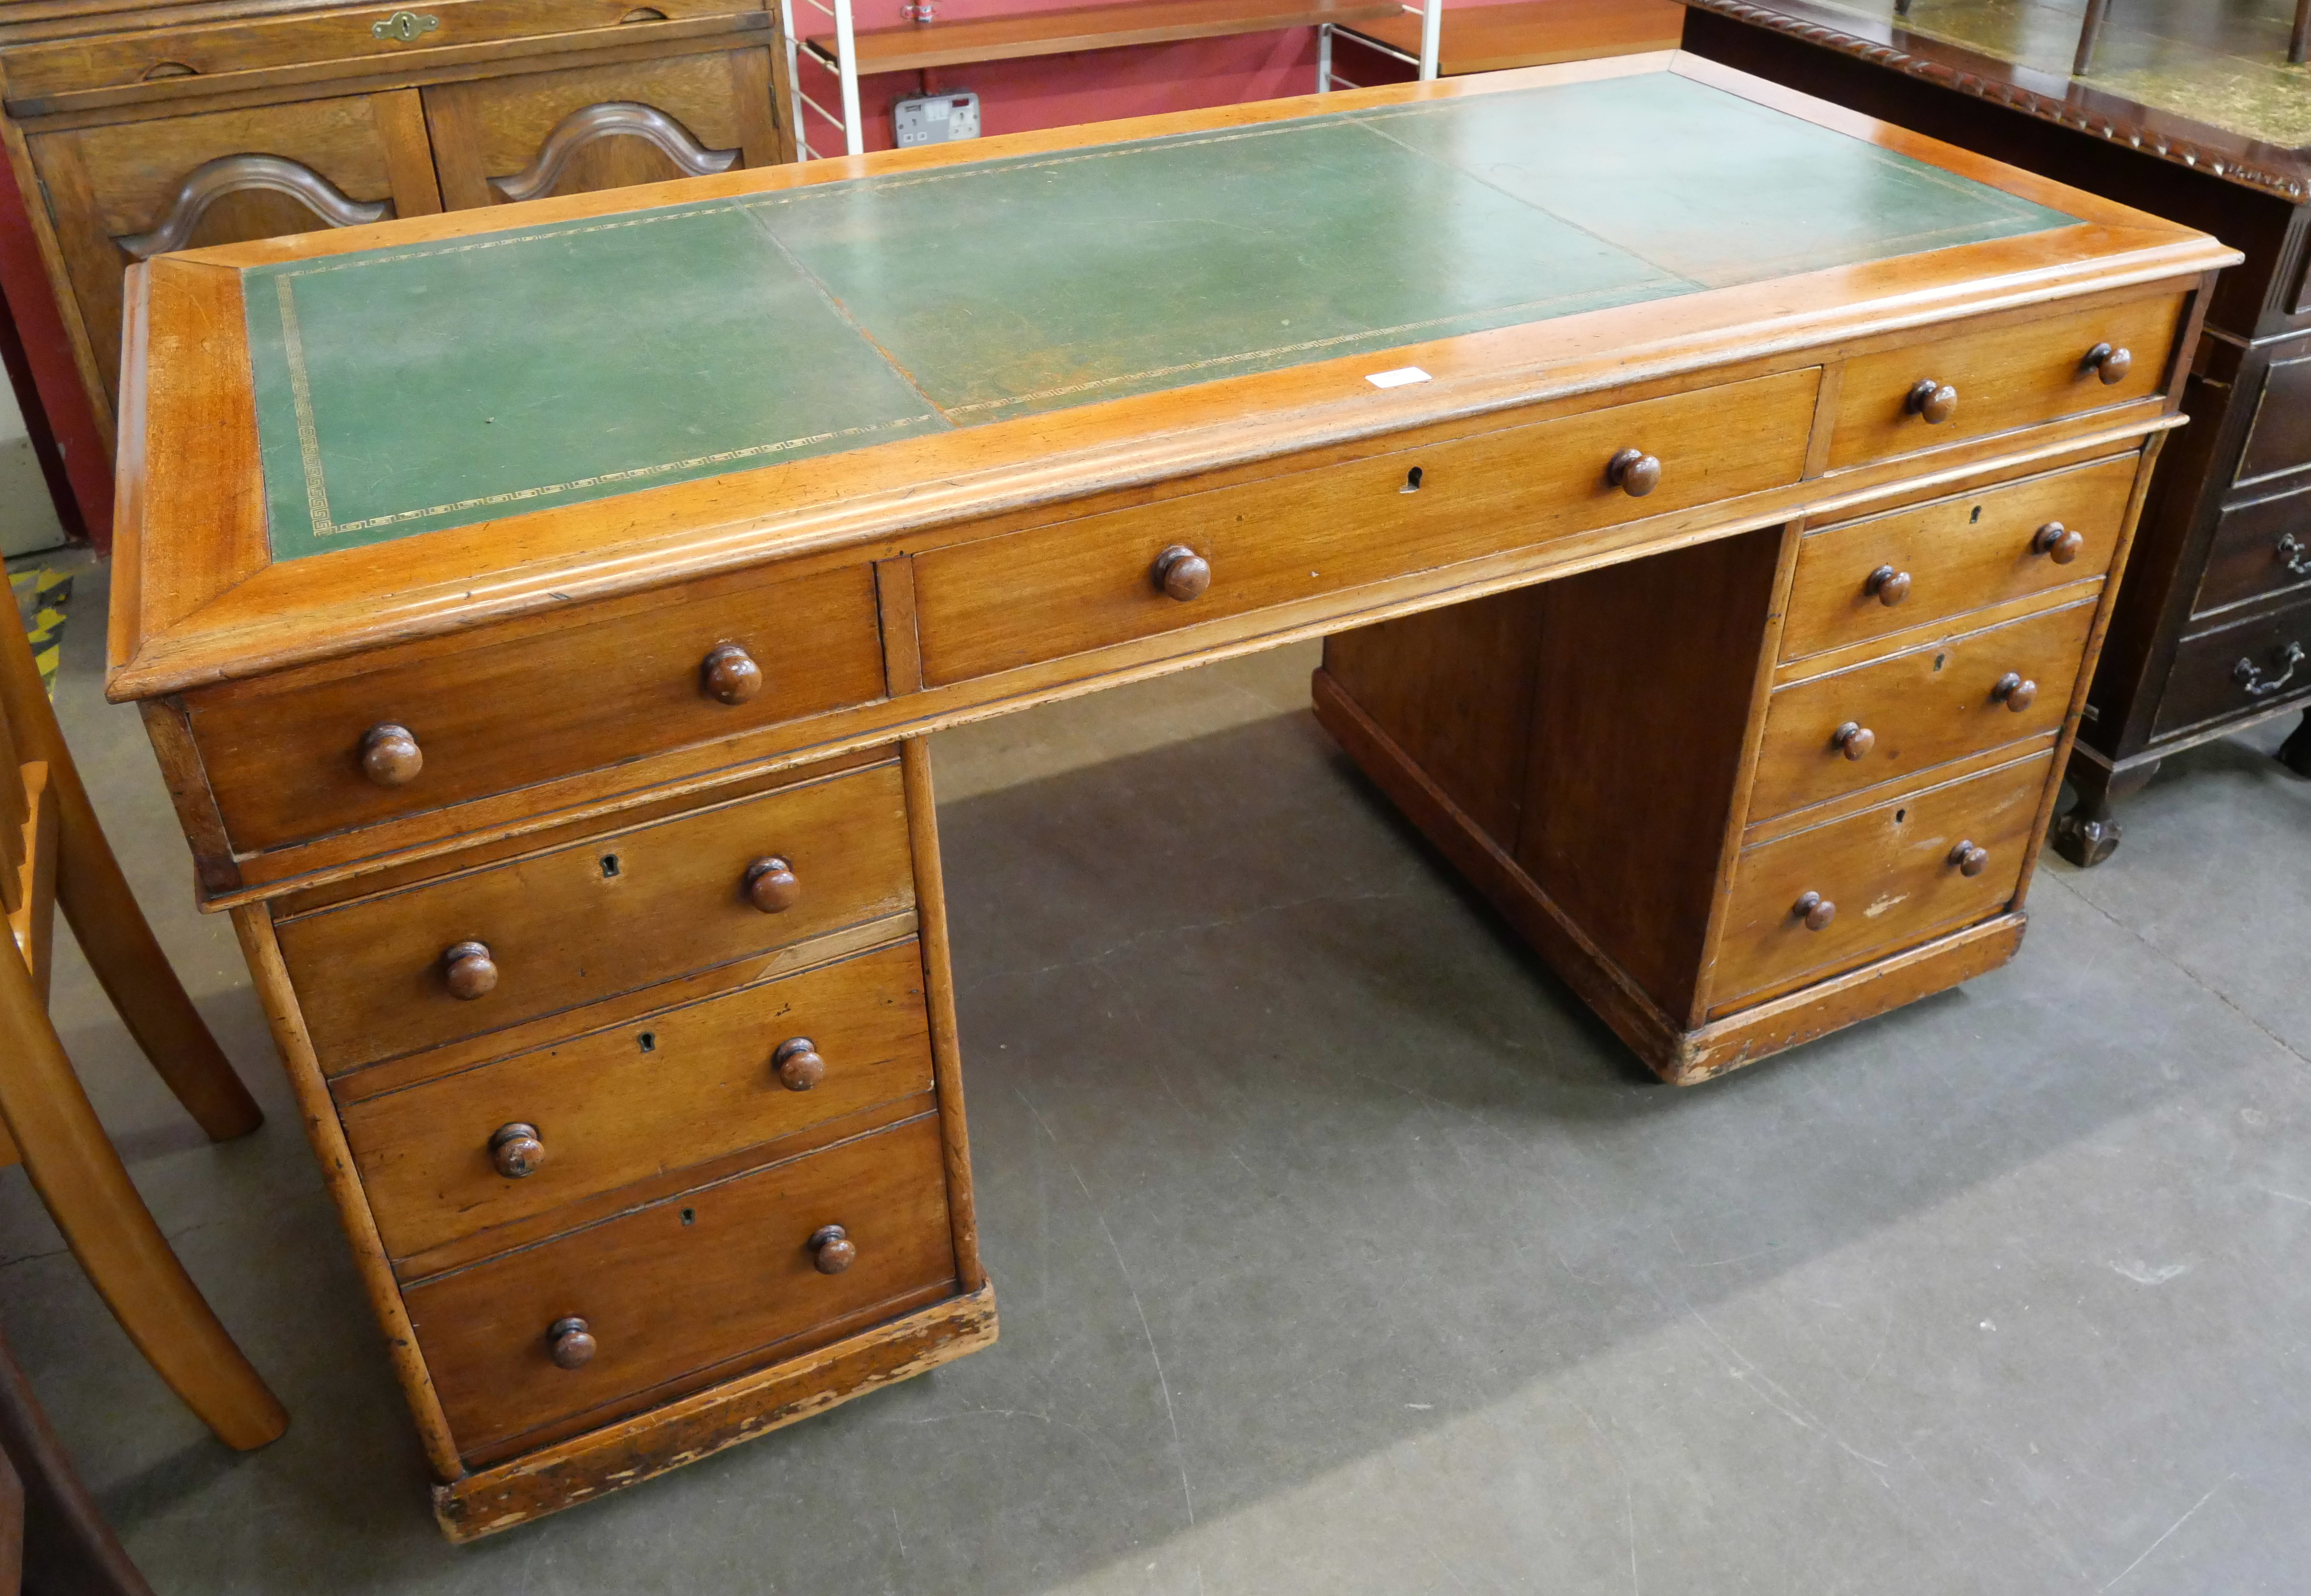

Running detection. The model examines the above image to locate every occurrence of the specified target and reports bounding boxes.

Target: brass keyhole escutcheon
[371,10,440,42]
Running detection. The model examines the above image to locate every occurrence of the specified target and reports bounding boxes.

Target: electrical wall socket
[893,90,980,148]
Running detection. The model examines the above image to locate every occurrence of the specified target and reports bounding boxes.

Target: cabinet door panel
[423,46,784,210]
[28,90,439,403]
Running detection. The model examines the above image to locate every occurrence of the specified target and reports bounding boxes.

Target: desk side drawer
[342,939,933,1265]
[1711,753,2047,1012]
[275,757,913,1074]
[1782,456,2132,662]
[1751,597,2095,822]
[1827,295,2178,471]
[913,368,1818,687]
[405,1111,955,1462]
[186,560,887,856]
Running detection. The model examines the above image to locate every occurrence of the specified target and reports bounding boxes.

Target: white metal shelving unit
[781,0,1442,160]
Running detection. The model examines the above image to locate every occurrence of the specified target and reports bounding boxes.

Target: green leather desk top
[242,69,2074,561]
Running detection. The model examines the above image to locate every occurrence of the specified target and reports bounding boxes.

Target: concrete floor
[10,557,2311,1594]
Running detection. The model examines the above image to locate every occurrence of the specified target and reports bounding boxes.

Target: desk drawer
[2193,484,2311,619]
[1712,753,2047,1011]
[913,368,1818,686]
[2151,592,2311,738]
[1751,597,2095,822]
[342,939,933,1265]
[1826,295,2178,471]
[185,559,887,856]
[0,0,759,106]
[1782,456,2133,661]
[405,1110,955,1461]
[275,757,913,1074]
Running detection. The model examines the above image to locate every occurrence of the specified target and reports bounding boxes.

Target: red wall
[791,0,1426,156]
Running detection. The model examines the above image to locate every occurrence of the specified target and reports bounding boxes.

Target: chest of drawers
[107,58,2230,1536]
[1680,0,2311,863]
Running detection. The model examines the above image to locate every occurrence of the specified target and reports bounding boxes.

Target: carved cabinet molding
[0,2,793,431]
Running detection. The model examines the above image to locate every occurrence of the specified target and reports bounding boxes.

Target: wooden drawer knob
[1992,672,2037,712]
[1906,379,1958,424]
[701,643,763,705]
[489,1122,544,1178]
[1793,891,1836,931]
[547,1316,596,1370]
[2084,342,2132,385]
[361,723,423,787]
[442,940,497,1000]
[808,1224,856,1274]
[2032,522,2083,563]
[1606,448,1661,497]
[772,1036,825,1091]
[1949,840,1990,877]
[1154,545,1211,602]
[1832,721,1875,760]
[744,856,800,913]
[1865,565,1911,607]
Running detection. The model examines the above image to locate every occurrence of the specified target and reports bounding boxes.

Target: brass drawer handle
[2032,522,2083,563]
[371,10,440,42]
[1948,840,1989,877]
[1606,447,1661,497]
[2233,641,2306,699]
[744,856,800,912]
[773,1036,825,1091]
[2083,342,2132,385]
[1792,891,1836,931]
[701,642,763,704]
[808,1224,857,1274]
[1154,545,1211,602]
[490,1122,544,1178]
[2277,533,2311,579]
[1865,564,1911,606]
[360,722,422,786]
[1991,672,2037,713]
[1832,721,1875,760]
[1905,379,1958,425]
[442,940,498,1000]
[547,1316,596,1369]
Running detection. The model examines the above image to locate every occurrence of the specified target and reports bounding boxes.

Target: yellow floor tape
[8,567,72,700]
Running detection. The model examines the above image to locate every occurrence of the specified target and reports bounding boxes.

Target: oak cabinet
[0,2,793,419]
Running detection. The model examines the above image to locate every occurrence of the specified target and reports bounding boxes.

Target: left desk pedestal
[224,740,992,1541]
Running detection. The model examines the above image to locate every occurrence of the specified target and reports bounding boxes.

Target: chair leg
[0,1322,155,1596]
[2294,0,2310,65]
[0,951,286,1451]
[0,592,261,1145]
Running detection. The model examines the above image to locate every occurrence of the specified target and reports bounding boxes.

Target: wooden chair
[0,598,285,1452]
[0,1319,154,1596]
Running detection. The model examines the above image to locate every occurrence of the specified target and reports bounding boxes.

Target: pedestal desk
[1681,0,2311,863]
[104,56,2231,1537]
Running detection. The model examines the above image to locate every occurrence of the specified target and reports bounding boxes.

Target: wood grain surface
[1709,751,2050,1008]
[1750,596,2096,820]
[341,938,933,1263]
[274,757,912,1072]
[1782,454,2135,659]
[404,1110,955,1458]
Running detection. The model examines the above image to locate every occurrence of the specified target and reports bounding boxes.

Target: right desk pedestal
[1314,447,2151,1083]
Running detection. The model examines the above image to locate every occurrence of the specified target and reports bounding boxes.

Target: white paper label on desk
[1364,366,1431,389]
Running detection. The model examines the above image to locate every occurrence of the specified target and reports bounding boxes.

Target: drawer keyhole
[600,853,621,878]
[637,1031,656,1053]
[1401,467,1423,494]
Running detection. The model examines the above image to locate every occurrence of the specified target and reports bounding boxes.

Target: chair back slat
[0,698,27,919]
